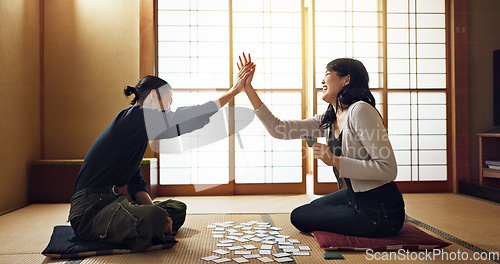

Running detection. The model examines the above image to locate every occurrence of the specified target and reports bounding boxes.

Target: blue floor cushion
[42,226,177,259]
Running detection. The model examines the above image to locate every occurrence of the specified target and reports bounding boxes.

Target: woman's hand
[312,143,339,167]
[237,52,255,91]
[233,54,255,94]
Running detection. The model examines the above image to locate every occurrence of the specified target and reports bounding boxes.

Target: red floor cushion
[312,223,451,251]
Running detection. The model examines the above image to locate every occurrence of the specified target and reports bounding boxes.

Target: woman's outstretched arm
[237,53,324,139]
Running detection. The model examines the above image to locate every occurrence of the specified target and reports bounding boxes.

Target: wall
[0,0,41,212]
[44,0,140,159]
[468,0,500,180]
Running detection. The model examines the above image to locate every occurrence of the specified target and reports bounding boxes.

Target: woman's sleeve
[338,103,398,181]
[142,101,219,140]
[254,103,325,139]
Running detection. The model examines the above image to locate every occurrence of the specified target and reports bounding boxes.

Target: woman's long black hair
[320,58,376,129]
[123,75,170,105]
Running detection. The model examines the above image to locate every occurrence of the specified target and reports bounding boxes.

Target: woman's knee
[290,205,311,232]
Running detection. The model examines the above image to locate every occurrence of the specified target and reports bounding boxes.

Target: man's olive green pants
[69,190,186,250]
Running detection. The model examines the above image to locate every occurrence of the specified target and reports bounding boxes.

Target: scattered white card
[269,227,282,231]
[212,249,230,255]
[234,251,252,255]
[206,225,217,228]
[259,250,272,255]
[268,231,280,235]
[213,235,224,238]
[242,245,258,250]
[250,237,263,242]
[216,243,232,247]
[243,254,261,259]
[257,257,275,263]
[201,255,220,261]
[214,227,225,231]
[288,239,301,243]
[275,257,294,262]
[261,245,273,250]
[276,235,291,238]
[227,246,244,251]
[273,253,291,257]
[233,257,250,263]
[298,246,311,251]
[293,251,310,256]
[278,246,295,249]
[213,257,232,263]
[283,248,300,252]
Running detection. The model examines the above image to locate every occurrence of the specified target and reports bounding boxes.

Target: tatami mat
[0,204,69,255]
[403,193,500,253]
[0,194,498,263]
[269,214,498,264]
[79,214,278,264]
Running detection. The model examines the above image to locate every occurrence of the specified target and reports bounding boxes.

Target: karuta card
[242,244,258,250]
[216,243,232,247]
[261,245,273,250]
[293,251,310,256]
[288,239,301,243]
[298,246,311,251]
[278,245,295,249]
[201,255,220,261]
[273,252,291,257]
[243,254,261,259]
[234,251,252,255]
[233,257,250,263]
[212,257,232,263]
[212,249,230,255]
[259,250,272,255]
[227,246,244,251]
[275,257,294,262]
[257,257,275,263]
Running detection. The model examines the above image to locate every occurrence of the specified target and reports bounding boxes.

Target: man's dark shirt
[74,101,218,201]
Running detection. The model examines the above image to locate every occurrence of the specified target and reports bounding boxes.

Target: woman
[68,62,254,250]
[238,54,405,238]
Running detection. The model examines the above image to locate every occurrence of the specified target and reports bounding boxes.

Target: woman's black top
[327,126,404,209]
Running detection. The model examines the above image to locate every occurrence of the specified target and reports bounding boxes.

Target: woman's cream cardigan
[254,101,397,193]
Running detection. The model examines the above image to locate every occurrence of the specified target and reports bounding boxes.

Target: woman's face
[321,70,350,104]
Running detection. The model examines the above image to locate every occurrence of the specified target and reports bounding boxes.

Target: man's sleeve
[127,167,149,202]
[142,101,219,140]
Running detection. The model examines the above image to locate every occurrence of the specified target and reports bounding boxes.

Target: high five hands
[237,52,256,91]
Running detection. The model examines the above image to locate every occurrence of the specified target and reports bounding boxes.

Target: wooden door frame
[141,0,469,196]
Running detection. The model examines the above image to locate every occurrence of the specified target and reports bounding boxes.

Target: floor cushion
[312,223,451,251]
[42,226,177,259]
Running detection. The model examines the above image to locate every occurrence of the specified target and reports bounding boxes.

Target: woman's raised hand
[233,52,255,94]
[237,52,255,91]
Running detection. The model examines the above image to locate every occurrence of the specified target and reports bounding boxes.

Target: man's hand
[165,217,173,233]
